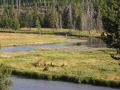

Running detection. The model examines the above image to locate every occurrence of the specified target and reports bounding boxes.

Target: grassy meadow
[0,28,101,37]
[0,33,78,47]
[0,29,120,87]
[0,47,120,87]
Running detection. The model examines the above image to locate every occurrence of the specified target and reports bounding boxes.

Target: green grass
[0,47,120,87]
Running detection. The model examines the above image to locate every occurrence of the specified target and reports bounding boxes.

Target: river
[10,76,119,90]
[0,37,106,52]
[1,37,117,90]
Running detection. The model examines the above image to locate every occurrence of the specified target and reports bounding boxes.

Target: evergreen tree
[19,13,28,27]
[0,11,9,28]
[28,8,33,30]
[11,18,20,32]
[32,2,39,27]
[0,4,9,28]
[9,0,14,18]
[48,7,58,28]
[101,0,120,54]
[0,0,118,35]
[76,15,81,30]
[62,7,73,29]
[36,17,41,34]
[43,13,49,28]
[8,1,15,28]
[72,2,82,30]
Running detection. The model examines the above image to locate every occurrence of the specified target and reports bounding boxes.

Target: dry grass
[0,47,120,82]
[0,28,101,37]
[0,28,119,87]
[0,33,82,46]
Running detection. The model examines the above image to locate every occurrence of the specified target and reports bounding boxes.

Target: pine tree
[28,8,33,30]
[43,13,49,28]
[101,0,120,54]
[0,11,9,28]
[62,7,73,29]
[36,17,41,34]
[48,7,58,29]
[0,3,9,28]
[19,13,28,27]
[72,2,82,30]
[76,15,81,30]
[32,2,39,27]
[11,18,20,32]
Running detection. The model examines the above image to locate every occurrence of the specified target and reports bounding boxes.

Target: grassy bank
[0,29,119,87]
[0,28,101,37]
[0,33,82,47]
[0,47,120,87]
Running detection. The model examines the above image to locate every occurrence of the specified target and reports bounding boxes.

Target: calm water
[10,76,119,90]
[0,37,106,52]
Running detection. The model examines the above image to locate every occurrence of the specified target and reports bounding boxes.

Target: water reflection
[10,76,119,90]
[0,37,106,52]
[80,37,106,48]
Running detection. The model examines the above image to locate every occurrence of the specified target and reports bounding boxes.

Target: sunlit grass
[0,28,101,47]
[0,28,119,87]
[0,47,120,84]
[0,33,82,46]
[0,28,101,37]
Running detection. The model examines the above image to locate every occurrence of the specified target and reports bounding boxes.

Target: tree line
[0,0,119,53]
[0,0,101,31]
[100,0,120,55]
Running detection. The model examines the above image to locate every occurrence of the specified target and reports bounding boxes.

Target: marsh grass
[0,33,80,46]
[0,28,101,37]
[0,30,119,87]
[0,47,120,87]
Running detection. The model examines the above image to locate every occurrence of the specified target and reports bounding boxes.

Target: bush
[0,64,12,85]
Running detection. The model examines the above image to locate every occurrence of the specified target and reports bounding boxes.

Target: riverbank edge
[0,42,54,47]
[12,69,120,88]
[0,36,86,47]
[0,28,101,38]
